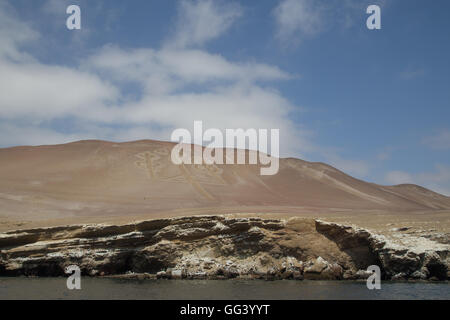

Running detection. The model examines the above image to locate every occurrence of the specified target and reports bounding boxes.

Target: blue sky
[0,0,449,195]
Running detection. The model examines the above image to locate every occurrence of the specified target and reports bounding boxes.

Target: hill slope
[0,140,449,226]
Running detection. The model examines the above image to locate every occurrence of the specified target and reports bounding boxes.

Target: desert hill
[0,140,449,230]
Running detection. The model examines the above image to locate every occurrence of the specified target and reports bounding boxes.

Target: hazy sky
[0,0,449,195]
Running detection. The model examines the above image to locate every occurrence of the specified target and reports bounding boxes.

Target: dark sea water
[0,278,448,300]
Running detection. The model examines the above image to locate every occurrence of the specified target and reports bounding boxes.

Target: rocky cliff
[0,216,448,280]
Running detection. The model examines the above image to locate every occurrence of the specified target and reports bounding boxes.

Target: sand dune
[0,140,449,230]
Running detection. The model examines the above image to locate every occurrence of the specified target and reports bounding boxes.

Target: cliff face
[0,216,448,280]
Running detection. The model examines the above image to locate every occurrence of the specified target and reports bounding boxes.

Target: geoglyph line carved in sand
[135,147,227,200]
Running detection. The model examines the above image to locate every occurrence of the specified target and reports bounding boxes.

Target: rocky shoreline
[0,216,448,281]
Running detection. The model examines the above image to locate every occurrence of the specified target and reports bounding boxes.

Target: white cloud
[0,1,39,62]
[0,60,119,121]
[0,2,106,117]
[422,129,450,150]
[0,4,115,123]
[82,44,307,155]
[273,0,323,46]
[168,0,243,48]
[70,46,298,153]
[84,46,291,92]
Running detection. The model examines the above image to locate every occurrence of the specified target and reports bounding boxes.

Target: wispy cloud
[0,1,39,62]
[376,146,397,161]
[399,67,426,80]
[385,165,450,196]
[422,129,450,150]
[272,0,388,48]
[273,0,324,47]
[168,0,243,48]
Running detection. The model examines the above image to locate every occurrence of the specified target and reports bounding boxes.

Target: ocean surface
[0,278,448,300]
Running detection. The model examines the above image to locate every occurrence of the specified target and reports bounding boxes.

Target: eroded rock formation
[0,216,448,280]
